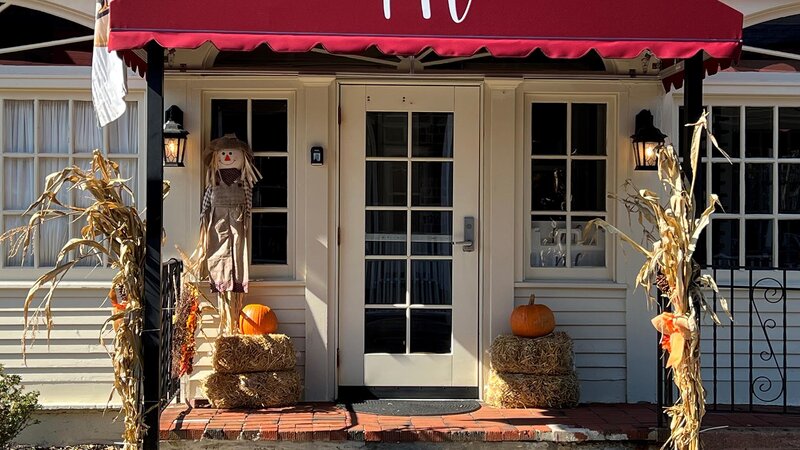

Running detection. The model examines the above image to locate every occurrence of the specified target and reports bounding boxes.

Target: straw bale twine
[489,332,573,375]
[202,370,301,409]
[484,369,579,409]
[212,333,296,374]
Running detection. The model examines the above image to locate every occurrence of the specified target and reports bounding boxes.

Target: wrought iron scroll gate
[657,266,799,426]
[160,258,183,409]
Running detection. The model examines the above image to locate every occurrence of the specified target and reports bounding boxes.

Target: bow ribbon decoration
[652,312,692,368]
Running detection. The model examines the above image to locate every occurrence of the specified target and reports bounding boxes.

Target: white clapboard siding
[695,285,800,407]
[514,285,627,403]
[0,287,116,406]
[187,283,307,401]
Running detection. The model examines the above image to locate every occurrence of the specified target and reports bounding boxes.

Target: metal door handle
[452,216,476,252]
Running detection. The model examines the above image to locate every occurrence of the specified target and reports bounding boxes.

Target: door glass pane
[411,162,453,207]
[712,163,740,213]
[779,220,800,268]
[39,100,69,154]
[572,216,605,267]
[252,156,287,207]
[530,215,567,267]
[411,260,452,305]
[365,260,406,304]
[712,219,739,268]
[411,211,452,256]
[366,161,407,206]
[367,112,408,157]
[571,160,605,211]
[531,103,566,155]
[210,99,247,142]
[571,104,606,156]
[779,107,800,158]
[252,100,288,152]
[745,107,773,158]
[366,211,406,255]
[252,212,287,264]
[745,163,772,213]
[712,107,741,158]
[531,160,567,211]
[779,164,800,213]
[412,113,453,157]
[410,309,452,353]
[365,309,406,353]
[745,220,772,268]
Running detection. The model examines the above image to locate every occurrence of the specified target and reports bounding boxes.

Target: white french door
[339,85,480,390]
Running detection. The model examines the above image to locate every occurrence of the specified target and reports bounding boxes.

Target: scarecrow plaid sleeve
[244,185,253,220]
[201,186,212,217]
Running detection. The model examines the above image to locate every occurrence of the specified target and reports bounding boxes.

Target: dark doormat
[340,399,481,416]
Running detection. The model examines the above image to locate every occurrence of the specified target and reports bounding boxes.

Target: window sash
[205,94,295,279]
[523,95,614,280]
[687,104,800,269]
[0,95,143,275]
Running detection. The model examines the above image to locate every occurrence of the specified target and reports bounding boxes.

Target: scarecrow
[199,134,261,334]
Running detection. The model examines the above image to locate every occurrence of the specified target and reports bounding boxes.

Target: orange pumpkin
[110,285,127,332]
[239,303,278,335]
[510,294,555,338]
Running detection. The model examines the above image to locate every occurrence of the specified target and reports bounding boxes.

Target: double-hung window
[524,96,612,279]
[1,96,141,272]
[208,96,293,278]
[687,105,800,269]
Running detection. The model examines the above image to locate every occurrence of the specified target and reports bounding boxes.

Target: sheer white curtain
[40,100,69,154]
[4,216,33,267]
[74,101,103,153]
[4,100,34,153]
[108,102,138,154]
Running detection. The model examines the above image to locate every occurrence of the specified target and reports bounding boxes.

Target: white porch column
[481,78,522,392]
[299,76,336,400]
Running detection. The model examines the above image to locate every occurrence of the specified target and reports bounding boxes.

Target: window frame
[203,91,296,280]
[0,91,145,280]
[678,101,800,270]
[522,93,616,281]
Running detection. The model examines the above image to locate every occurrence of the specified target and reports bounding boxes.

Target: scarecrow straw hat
[203,133,253,166]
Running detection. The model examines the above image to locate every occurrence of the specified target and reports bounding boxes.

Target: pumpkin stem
[529,294,536,305]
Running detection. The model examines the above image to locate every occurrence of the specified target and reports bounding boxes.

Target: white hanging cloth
[91,0,128,127]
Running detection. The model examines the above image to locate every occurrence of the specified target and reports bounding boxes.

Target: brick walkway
[159,403,800,444]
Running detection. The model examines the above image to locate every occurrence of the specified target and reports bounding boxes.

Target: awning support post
[682,51,704,176]
[143,41,164,450]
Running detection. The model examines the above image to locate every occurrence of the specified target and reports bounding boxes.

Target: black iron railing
[160,258,182,409]
[657,265,800,426]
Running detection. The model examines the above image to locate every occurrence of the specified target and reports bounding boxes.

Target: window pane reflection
[411,162,453,207]
[745,220,772,268]
[532,103,567,155]
[366,211,406,256]
[411,260,452,305]
[531,160,566,211]
[410,309,452,353]
[412,113,453,157]
[712,220,739,268]
[745,163,772,214]
[779,221,800,268]
[411,211,452,256]
[365,260,406,305]
[572,217,605,267]
[712,106,740,158]
[745,107,773,158]
[779,107,800,158]
[571,104,606,156]
[366,161,407,206]
[365,309,405,353]
[571,160,605,211]
[252,212,287,264]
[779,164,800,213]
[530,215,567,267]
[367,112,408,157]
[712,163,740,213]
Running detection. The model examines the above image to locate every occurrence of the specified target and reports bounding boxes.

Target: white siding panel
[188,284,307,401]
[514,285,627,403]
[0,287,115,406]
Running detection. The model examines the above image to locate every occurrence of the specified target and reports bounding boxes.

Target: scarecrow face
[216,148,244,170]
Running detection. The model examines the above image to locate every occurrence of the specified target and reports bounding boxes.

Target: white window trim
[521,93,617,281]
[202,91,297,280]
[0,90,146,282]
[673,96,800,271]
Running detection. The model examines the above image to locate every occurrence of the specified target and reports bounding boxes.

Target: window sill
[515,280,628,291]
[0,280,112,290]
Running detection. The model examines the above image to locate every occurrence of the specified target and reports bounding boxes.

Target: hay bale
[489,332,573,375]
[202,370,301,408]
[213,334,296,373]
[484,369,579,409]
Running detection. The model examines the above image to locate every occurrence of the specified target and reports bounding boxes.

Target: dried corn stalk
[0,150,167,449]
[586,111,731,450]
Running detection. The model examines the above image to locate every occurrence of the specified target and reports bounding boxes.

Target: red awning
[109,0,742,83]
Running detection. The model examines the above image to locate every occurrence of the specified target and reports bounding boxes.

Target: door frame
[333,79,485,400]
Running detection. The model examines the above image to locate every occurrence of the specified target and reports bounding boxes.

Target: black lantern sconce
[163,105,189,167]
[631,109,667,171]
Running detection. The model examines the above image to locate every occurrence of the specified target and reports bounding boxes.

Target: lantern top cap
[631,109,667,143]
